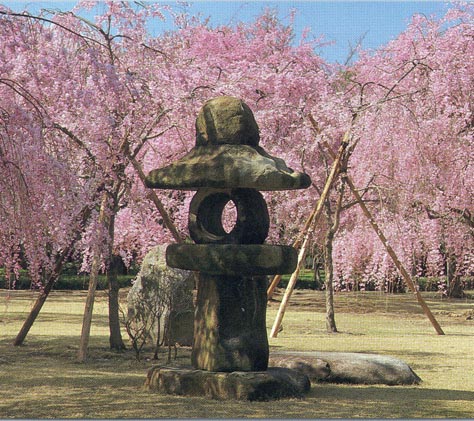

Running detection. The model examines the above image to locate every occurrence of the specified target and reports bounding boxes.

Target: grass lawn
[0,288,473,418]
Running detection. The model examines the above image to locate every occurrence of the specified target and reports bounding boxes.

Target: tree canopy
[1,1,473,296]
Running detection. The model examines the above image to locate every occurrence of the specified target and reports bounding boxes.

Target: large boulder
[127,244,194,347]
[270,351,421,385]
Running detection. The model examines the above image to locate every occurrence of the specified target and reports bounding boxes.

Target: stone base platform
[145,366,311,401]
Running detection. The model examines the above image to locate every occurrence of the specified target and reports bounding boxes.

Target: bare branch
[52,123,96,164]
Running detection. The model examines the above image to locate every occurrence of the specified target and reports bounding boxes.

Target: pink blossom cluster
[0,1,473,291]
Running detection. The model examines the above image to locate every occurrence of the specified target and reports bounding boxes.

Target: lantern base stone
[145,366,311,401]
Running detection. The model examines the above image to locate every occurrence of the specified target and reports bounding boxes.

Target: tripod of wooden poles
[268,117,444,338]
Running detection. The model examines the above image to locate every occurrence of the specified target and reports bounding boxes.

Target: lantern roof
[145,96,311,191]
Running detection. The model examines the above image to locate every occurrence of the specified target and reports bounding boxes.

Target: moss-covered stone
[188,188,269,245]
[144,96,311,380]
[145,366,311,400]
[195,96,260,146]
[145,144,311,191]
[166,244,297,275]
[191,274,269,372]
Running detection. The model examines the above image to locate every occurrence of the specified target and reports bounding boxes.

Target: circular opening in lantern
[221,200,237,234]
[189,188,269,244]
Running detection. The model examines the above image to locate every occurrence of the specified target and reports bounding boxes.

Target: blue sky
[2,1,451,63]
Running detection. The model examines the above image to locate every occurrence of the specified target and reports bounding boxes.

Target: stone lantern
[144,96,312,399]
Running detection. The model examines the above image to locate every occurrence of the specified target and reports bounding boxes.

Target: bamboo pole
[269,134,350,337]
[270,225,314,337]
[267,208,317,299]
[323,142,444,335]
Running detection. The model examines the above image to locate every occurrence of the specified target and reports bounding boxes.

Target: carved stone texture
[145,366,310,401]
[145,96,311,379]
[188,188,269,245]
[144,95,311,192]
[191,274,269,372]
[166,244,297,276]
[145,144,311,191]
[195,96,260,147]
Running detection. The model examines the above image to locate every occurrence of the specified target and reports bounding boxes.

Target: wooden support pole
[270,227,314,338]
[267,132,351,300]
[267,210,316,299]
[323,142,444,335]
[269,134,350,337]
[14,205,93,346]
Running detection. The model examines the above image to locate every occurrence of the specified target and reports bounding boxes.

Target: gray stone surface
[269,355,331,382]
[145,366,311,401]
[127,244,194,346]
[270,351,421,385]
[195,96,260,146]
[145,96,311,191]
[145,144,311,191]
[188,188,269,245]
[166,244,297,275]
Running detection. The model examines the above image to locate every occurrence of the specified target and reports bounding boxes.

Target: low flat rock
[145,366,310,401]
[270,351,421,386]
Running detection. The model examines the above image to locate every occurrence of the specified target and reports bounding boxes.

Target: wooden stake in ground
[322,142,444,335]
[345,175,445,335]
[269,133,350,338]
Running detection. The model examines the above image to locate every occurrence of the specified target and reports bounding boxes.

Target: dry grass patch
[0,289,473,418]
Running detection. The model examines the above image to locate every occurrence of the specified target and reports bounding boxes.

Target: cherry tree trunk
[107,213,126,351]
[447,256,465,298]
[14,206,93,346]
[77,193,108,362]
[107,258,126,350]
[324,228,338,333]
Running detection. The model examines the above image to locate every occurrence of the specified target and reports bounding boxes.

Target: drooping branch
[0,10,106,49]
[13,200,96,346]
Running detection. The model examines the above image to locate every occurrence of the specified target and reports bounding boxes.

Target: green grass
[1,289,473,418]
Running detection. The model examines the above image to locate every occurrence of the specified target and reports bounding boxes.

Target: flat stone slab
[270,351,421,385]
[145,366,310,401]
[166,244,297,275]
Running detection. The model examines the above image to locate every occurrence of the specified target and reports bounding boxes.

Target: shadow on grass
[308,384,474,419]
[314,384,474,402]
[1,335,473,418]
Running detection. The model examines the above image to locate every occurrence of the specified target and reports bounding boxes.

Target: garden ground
[0,288,473,418]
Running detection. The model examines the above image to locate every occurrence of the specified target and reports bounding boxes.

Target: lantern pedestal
[167,243,297,371]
